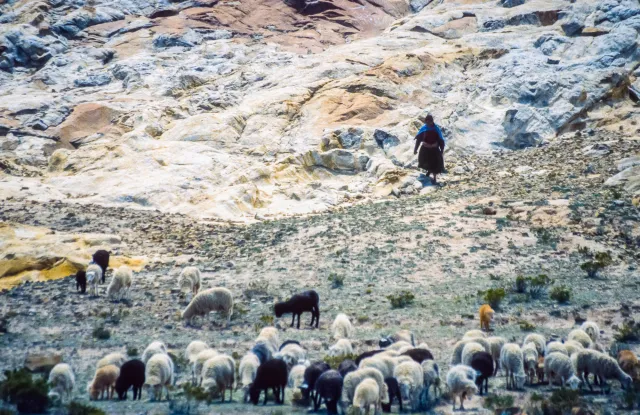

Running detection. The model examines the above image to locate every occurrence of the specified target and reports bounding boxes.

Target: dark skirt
[418,146,444,174]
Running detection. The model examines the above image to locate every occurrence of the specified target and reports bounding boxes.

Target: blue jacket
[417,124,446,144]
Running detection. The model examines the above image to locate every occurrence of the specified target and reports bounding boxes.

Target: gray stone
[500,0,526,8]
[561,19,584,36]
[373,129,400,151]
[74,73,112,87]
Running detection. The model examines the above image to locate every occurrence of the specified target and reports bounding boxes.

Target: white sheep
[416,342,430,350]
[97,352,126,370]
[421,359,441,398]
[341,368,389,412]
[353,378,380,415]
[486,336,506,375]
[500,343,526,390]
[564,340,585,356]
[568,329,593,349]
[328,339,354,358]
[396,345,414,355]
[522,342,538,385]
[275,343,307,370]
[359,354,404,379]
[201,354,235,402]
[545,352,581,389]
[522,333,546,356]
[194,349,219,386]
[446,365,478,411]
[461,342,485,367]
[545,341,568,356]
[580,321,600,343]
[238,352,260,400]
[182,287,233,327]
[48,363,75,403]
[451,338,490,365]
[141,341,168,365]
[145,353,173,401]
[86,264,102,296]
[288,364,306,389]
[178,266,201,295]
[256,326,279,353]
[88,364,119,400]
[332,313,354,340]
[385,340,413,352]
[463,329,487,339]
[185,341,210,384]
[394,360,424,411]
[573,349,632,393]
[107,265,132,301]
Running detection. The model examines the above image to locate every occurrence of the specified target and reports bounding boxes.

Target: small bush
[126,347,138,357]
[182,383,213,404]
[614,320,640,342]
[545,388,581,412]
[514,275,527,293]
[550,286,571,304]
[357,315,369,324]
[259,314,274,326]
[67,401,106,415]
[528,274,552,298]
[323,353,358,370]
[0,368,49,414]
[519,320,536,331]
[387,291,415,309]
[482,288,506,309]
[328,273,344,289]
[580,252,612,278]
[483,393,514,409]
[92,325,111,340]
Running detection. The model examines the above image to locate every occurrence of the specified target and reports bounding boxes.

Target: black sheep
[355,349,384,366]
[115,359,145,400]
[92,250,110,284]
[75,270,86,294]
[314,370,342,414]
[381,377,403,413]
[279,340,301,351]
[401,348,434,364]
[300,361,330,402]
[248,358,288,405]
[274,290,319,329]
[470,351,494,395]
[252,342,273,365]
[337,359,357,378]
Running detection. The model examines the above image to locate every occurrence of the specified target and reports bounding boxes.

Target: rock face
[0,0,639,221]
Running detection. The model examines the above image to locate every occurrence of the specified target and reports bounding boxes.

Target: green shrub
[581,252,612,278]
[528,274,552,298]
[387,291,415,309]
[92,325,110,340]
[544,388,581,412]
[323,354,358,370]
[483,393,515,409]
[0,368,49,414]
[357,315,370,324]
[614,320,640,342]
[482,288,506,309]
[126,347,138,357]
[328,273,344,289]
[549,286,571,304]
[259,314,274,326]
[519,320,536,331]
[514,275,527,293]
[67,401,106,415]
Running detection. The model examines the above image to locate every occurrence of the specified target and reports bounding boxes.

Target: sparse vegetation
[614,320,640,342]
[67,401,106,415]
[328,272,344,289]
[519,320,536,331]
[92,325,111,340]
[126,347,138,357]
[528,274,552,298]
[483,393,514,409]
[549,286,571,304]
[482,288,506,309]
[0,368,49,414]
[544,388,581,413]
[387,291,415,309]
[514,275,527,293]
[323,353,358,370]
[581,251,612,278]
[259,314,274,326]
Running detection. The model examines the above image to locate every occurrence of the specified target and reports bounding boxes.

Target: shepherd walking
[414,114,445,184]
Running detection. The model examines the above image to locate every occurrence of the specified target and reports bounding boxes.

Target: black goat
[471,352,494,395]
[314,370,343,414]
[300,361,330,402]
[248,358,287,405]
[115,359,145,400]
[274,290,319,329]
[92,249,110,283]
[381,377,403,413]
[337,359,357,378]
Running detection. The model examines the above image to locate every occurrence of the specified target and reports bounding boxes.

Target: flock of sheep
[50,255,640,413]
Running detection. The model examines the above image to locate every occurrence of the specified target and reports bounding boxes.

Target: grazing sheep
[381,377,402,413]
[275,343,307,370]
[185,341,209,384]
[338,360,358,378]
[545,341,568,356]
[486,336,506,375]
[256,326,279,354]
[461,342,485,367]
[536,356,545,384]
[500,343,526,390]
[463,330,487,339]
[353,378,380,415]
[141,341,168,365]
[178,266,201,296]
[249,358,288,405]
[383,341,413,352]
[355,350,385,365]
[379,330,415,348]
[314,370,343,414]
[421,360,441,399]
[86,264,102,296]
[145,353,173,401]
[332,313,354,340]
[470,352,493,395]
[97,352,127,370]
[88,364,120,401]
[193,349,219,386]
[446,365,478,411]
[92,250,110,283]
[238,352,260,401]
[201,354,235,402]
[545,352,580,389]
[341,368,389,412]
[75,270,86,294]
[328,339,354,358]
[182,287,233,327]
[565,340,585,356]
[573,349,632,393]
[289,364,306,390]
[618,350,640,380]
[279,339,300,351]
[568,329,593,349]
[393,360,424,411]
[523,333,546,356]
[359,354,410,379]
[251,342,273,366]
[274,290,320,329]
[48,363,74,403]
[522,342,539,385]
[115,359,145,400]
[301,361,331,402]
[401,348,434,364]
[479,304,494,331]
[451,338,490,365]
[107,265,132,301]
[581,321,600,343]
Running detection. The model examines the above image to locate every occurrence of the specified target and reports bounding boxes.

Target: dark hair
[425,114,434,123]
